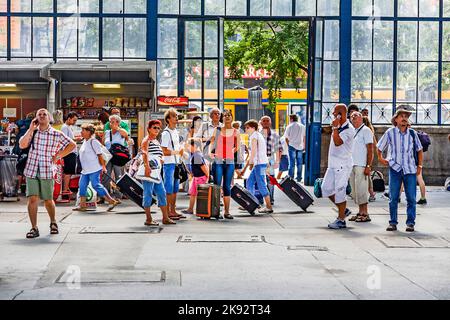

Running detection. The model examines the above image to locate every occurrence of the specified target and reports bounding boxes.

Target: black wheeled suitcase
[231,183,260,215]
[279,176,314,212]
[115,173,145,209]
[196,184,221,219]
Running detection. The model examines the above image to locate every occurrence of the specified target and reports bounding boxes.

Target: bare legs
[28,197,57,230]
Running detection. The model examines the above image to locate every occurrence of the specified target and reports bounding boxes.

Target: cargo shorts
[26,177,54,201]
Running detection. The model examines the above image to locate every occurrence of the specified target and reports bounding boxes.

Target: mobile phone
[33,119,39,125]
[336,114,342,120]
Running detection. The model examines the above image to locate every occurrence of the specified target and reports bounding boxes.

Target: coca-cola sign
[157,96,189,106]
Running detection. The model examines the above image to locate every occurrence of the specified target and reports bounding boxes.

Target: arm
[97,154,107,172]
[54,140,77,163]
[19,119,39,149]
[141,137,151,177]
[377,148,389,166]
[118,128,129,140]
[364,143,374,176]
[332,128,344,146]
[200,164,209,179]
[208,128,217,157]
[417,150,424,176]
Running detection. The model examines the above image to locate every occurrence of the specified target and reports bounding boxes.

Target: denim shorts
[163,163,180,195]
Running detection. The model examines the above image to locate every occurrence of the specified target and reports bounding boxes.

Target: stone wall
[320,125,450,186]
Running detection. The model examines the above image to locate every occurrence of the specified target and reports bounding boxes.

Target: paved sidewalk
[1,184,450,300]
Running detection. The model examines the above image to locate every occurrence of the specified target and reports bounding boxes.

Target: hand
[364,166,371,176]
[31,118,39,130]
[102,165,107,173]
[417,166,422,176]
[379,158,389,166]
[178,149,184,156]
[52,154,59,165]
[249,164,254,171]
[145,166,151,178]
[331,118,341,128]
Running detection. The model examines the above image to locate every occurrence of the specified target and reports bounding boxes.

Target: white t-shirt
[249,131,268,165]
[285,121,306,151]
[161,127,181,164]
[61,124,77,154]
[79,137,103,174]
[328,120,355,169]
[352,125,374,167]
[280,136,288,156]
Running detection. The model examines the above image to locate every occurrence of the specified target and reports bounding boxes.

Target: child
[182,139,209,215]
[277,135,289,179]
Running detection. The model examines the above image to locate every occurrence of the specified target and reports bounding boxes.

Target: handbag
[314,178,323,198]
[108,131,131,166]
[16,130,38,176]
[164,129,189,184]
[136,155,162,184]
[371,171,386,192]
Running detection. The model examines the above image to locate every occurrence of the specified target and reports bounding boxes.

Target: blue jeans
[213,162,235,197]
[143,181,167,208]
[247,164,269,198]
[79,170,109,198]
[163,164,180,195]
[389,168,417,226]
[288,145,303,182]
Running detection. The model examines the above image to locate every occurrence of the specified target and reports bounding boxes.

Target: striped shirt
[377,127,423,175]
[21,126,73,180]
[148,139,163,159]
[260,128,280,160]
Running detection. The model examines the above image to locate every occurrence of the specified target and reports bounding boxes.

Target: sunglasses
[152,126,161,130]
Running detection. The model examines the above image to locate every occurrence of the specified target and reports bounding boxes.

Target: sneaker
[369,195,376,202]
[328,219,346,229]
[386,224,397,231]
[417,198,427,205]
[406,225,415,232]
[345,208,352,217]
[383,192,390,199]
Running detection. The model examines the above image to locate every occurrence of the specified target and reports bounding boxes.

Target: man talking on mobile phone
[321,104,356,230]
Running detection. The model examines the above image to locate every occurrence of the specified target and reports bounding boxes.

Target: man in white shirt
[61,112,82,195]
[348,112,374,223]
[284,114,306,182]
[161,108,185,220]
[322,104,356,230]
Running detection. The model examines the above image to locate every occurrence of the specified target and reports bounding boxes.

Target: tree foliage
[224,21,309,111]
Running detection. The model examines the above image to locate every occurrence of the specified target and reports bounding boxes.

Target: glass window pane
[79,17,99,58]
[352,0,372,16]
[11,0,31,12]
[372,103,393,124]
[419,22,439,61]
[185,21,202,58]
[0,17,6,57]
[158,19,177,58]
[417,104,438,124]
[373,21,393,60]
[0,0,6,11]
[321,103,334,124]
[57,17,77,58]
[296,0,316,16]
[158,0,178,14]
[323,61,339,101]
[250,0,270,16]
[11,17,31,57]
[103,0,123,13]
[419,0,439,17]
[185,59,203,99]
[205,21,218,57]
[418,62,438,102]
[204,60,218,99]
[33,17,53,57]
[398,22,417,61]
[226,0,247,16]
[443,23,450,61]
[157,59,178,96]
[56,0,77,13]
[324,20,339,60]
[272,0,292,16]
[317,0,340,16]
[125,0,146,13]
[205,0,225,15]
[445,0,450,17]
[314,60,322,100]
[181,0,201,15]
[351,62,372,101]
[103,18,123,58]
[315,20,323,58]
[397,62,417,102]
[352,20,372,60]
[374,0,394,17]
[79,0,99,13]
[398,0,418,17]
[125,18,146,58]
[33,0,53,12]
[373,62,393,102]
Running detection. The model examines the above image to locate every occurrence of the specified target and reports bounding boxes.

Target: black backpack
[108,131,131,167]
[16,130,37,176]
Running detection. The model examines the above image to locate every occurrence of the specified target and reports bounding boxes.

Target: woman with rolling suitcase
[141,120,176,226]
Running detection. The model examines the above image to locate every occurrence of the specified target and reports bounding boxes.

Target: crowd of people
[15,102,434,238]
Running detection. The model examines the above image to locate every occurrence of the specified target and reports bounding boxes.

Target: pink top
[215,129,238,160]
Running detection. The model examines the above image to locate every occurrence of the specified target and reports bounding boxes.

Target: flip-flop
[144,221,159,227]
[163,219,177,225]
[355,215,372,223]
[168,215,181,220]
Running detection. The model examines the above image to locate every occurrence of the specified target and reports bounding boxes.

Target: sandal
[182,209,194,215]
[107,200,120,212]
[163,218,176,225]
[50,222,59,235]
[72,206,87,212]
[355,215,371,223]
[144,221,160,227]
[349,213,361,222]
[26,228,40,239]
[168,215,180,220]
[224,213,234,220]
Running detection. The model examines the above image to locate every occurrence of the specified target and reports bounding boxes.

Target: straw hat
[391,105,413,126]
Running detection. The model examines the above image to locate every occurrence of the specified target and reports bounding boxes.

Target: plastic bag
[0,155,19,198]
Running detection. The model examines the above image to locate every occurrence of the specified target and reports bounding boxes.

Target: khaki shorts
[350,167,369,205]
[26,177,54,201]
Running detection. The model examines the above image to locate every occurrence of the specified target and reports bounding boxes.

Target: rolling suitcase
[115,173,145,209]
[196,183,221,219]
[231,183,260,215]
[279,176,314,212]
[0,155,19,201]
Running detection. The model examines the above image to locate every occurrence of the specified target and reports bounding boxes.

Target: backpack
[108,131,131,167]
[416,131,431,152]
[371,171,386,193]
[16,130,38,176]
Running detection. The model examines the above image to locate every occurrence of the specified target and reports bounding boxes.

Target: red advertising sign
[157,96,189,107]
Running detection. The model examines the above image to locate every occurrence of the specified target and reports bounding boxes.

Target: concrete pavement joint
[11,290,24,300]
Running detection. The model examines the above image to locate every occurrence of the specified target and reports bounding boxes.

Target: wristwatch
[418,165,423,168]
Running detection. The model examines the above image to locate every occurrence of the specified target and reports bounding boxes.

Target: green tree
[224,21,309,111]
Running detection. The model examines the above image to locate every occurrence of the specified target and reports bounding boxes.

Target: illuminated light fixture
[93,84,121,89]
[0,83,17,88]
